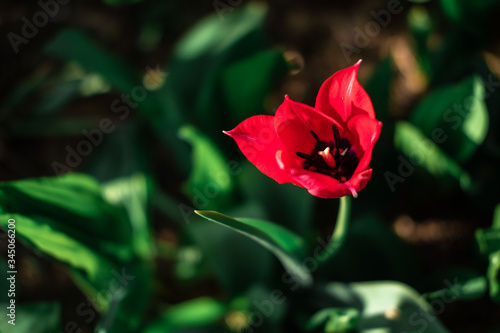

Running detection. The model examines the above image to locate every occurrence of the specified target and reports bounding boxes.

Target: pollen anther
[318,147,337,168]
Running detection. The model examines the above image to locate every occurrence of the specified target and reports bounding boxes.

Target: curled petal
[285,168,353,198]
[315,60,375,124]
[275,96,346,164]
[224,115,298,184]
[347,115,382,173]
[346,168,373,196]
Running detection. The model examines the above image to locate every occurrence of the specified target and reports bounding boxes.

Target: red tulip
[224,60,382,198]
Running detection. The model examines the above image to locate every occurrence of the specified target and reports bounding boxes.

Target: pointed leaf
[410,75,489,163]
[394,121,471,189]
[195,210,311,286]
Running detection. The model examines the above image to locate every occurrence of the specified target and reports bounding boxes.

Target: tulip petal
[285,168,352,198]
[346,168,373,197]
[315,60,375,124]
[347,115,382,172]
[275,96,346,164]
[224,115,298,185]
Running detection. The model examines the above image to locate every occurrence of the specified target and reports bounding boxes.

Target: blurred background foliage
[1,0,500,332]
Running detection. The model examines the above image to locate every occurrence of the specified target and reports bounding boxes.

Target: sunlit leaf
[306,307,359,333]
[143,298,226,333]
[0,173,133,262]
[0,302,60,333]
[488,251,500,303]
[103,173,154,259]
[188,203,274,294]
[179,125,233,202]
[410,75,489,163]
[424,274,487,302]
[350,281,450,332]
[394,121,471,189]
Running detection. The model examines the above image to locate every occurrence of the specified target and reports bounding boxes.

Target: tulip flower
[224,60,382,199]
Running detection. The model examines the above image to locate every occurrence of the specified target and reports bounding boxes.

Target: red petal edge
[224,115,298,185]
[315,60,375,124]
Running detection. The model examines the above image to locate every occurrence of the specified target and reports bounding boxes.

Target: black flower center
[296,124,358,182]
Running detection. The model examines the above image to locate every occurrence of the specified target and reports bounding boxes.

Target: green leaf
[0,302,60,333]
[143,298,226,333]
[0,174,154,331]
[306,307,359,333]
[476,228,500,257]
[96,260,153,333]
[493,204,500,229]
[195,210,312,286]
[424,274,487,302]
[188,209,274,293]
[488,251,500,303]
[0,213,120,310]
[394,121,471,189]
[475,204,500,256]
[410,75,489,163]
[165,3,288,142]
[0,173,133,262]
[44,28,139,93]
[349,281,450,332]
[102,173,154,259]
[179,125,234,202]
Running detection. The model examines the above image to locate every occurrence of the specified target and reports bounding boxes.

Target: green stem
[319,195,352,263]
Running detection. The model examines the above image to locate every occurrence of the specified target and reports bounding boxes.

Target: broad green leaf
[475,204,500,256]
[350,281,450,333]
[488,251,500,302]
[0,173,154,331]
[410,75,489,163]
[476,228,500,257]
[188,209,274,294]
[195,210,311,286]
[394,121,471,189]
[424,275,487,302]
[493,204,500,229]
[0,214,118,310]
[0,302,60,333]
[306,307,359,333]
[0,173,133,263]
[143,298,226,333]
[44,28,139,93]
[96,260,153,333]
[179,125,233,201]
[173,4,266,60]
[103,173,154,259]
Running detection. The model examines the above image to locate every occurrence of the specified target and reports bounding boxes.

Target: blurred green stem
[319,195,351,263]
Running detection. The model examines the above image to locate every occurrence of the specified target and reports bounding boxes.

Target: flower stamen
[318,147,337,168]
